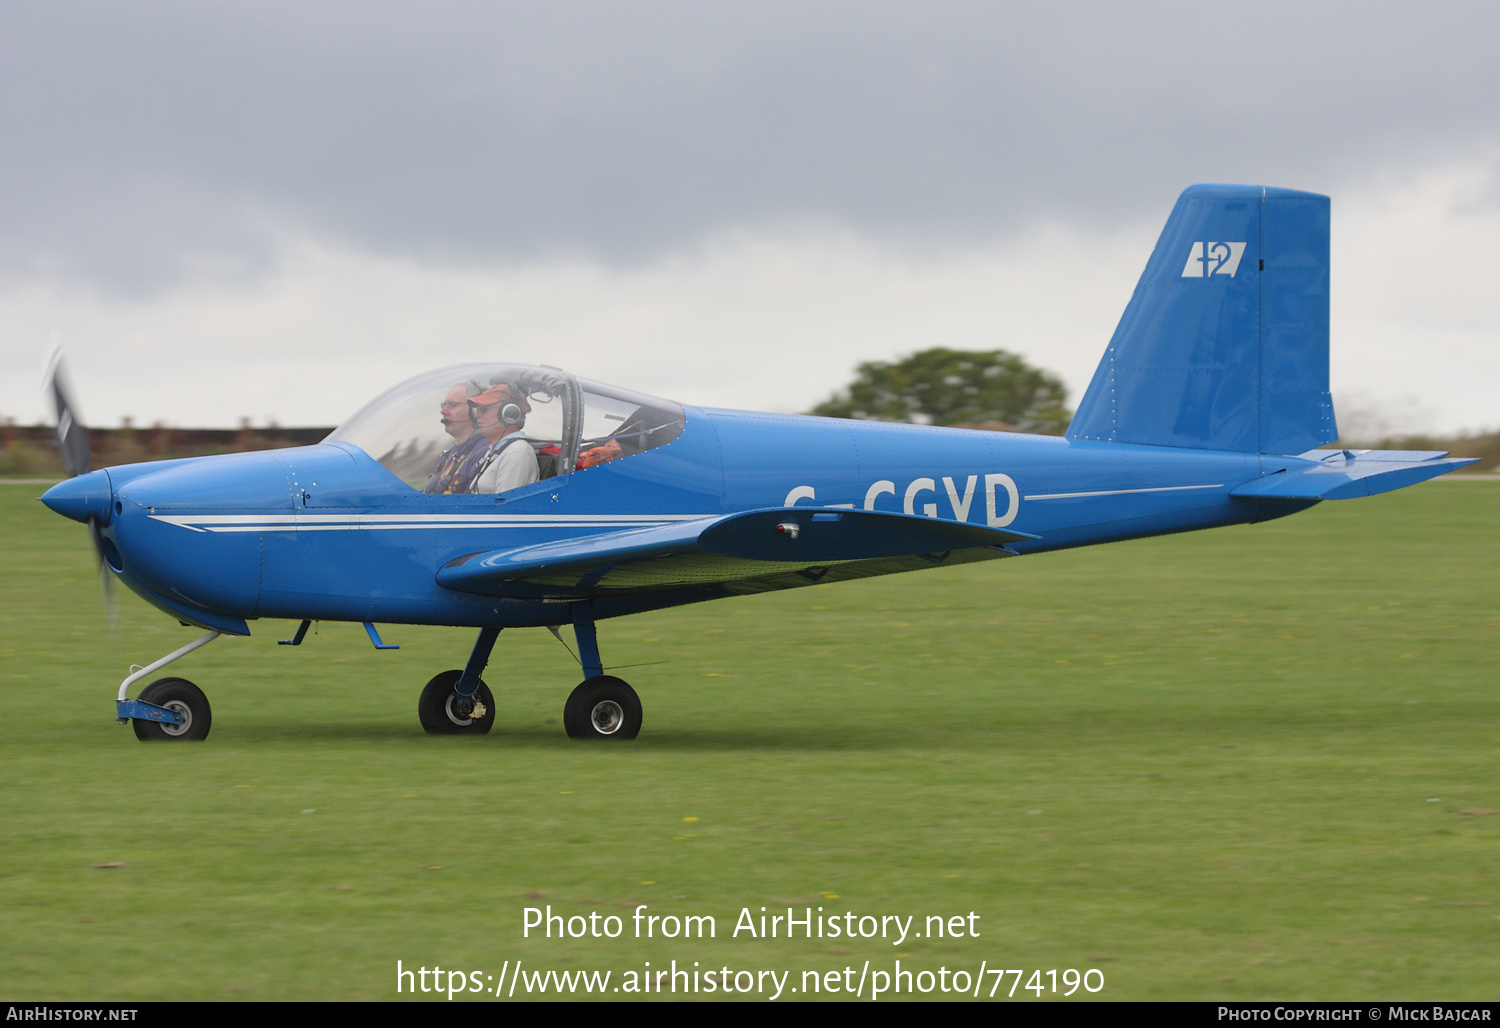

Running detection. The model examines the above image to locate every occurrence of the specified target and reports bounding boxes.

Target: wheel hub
[159,699,192,737]
[443,694,475,727]
[590,699,624,735]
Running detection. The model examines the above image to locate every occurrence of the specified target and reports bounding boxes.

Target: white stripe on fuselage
[1023,484,1223,501]
[147,482,1225,534]
[149,513,711,533]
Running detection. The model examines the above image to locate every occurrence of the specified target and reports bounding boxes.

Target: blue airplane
[41,184,1476,742]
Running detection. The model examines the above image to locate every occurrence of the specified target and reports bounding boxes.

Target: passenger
[468,382,541,494]
[423,381,490,494]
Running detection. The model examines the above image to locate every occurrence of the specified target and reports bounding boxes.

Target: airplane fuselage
[80,407,1310,636]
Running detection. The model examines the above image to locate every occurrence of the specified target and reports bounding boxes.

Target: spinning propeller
[43,349,117,619]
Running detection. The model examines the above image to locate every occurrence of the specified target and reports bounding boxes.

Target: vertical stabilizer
[1067,184,1336,454]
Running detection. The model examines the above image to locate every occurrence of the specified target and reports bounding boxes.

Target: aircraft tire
[563,676,641,740]
[132,677,212,741]
[418,670,496,735]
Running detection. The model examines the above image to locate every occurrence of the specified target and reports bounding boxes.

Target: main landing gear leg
[418,627,500,735]
[563,603,641,741]
[572,604,604,680]
[454,626,501,719]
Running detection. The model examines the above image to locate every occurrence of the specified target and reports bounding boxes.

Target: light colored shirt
[471,432,540,494]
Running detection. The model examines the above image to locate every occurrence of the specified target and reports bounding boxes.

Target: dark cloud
[3,1,1499,291]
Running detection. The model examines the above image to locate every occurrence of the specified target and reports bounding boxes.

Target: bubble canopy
[324,364,685,493]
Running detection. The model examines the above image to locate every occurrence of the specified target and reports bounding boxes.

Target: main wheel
[418,670,496,735]
[132,677,212,741]
[563,676,642,740]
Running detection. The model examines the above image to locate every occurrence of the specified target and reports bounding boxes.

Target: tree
[809,348,1071,434]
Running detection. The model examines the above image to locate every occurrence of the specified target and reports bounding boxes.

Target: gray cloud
[4,1,1500,292]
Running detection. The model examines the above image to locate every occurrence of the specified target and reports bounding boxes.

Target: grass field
[1,478,1497,1001]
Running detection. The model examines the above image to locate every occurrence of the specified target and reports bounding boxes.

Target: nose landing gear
[131,677,213,741]
[116,630,222,742]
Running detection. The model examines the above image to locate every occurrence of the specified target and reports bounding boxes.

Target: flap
[436,507,1037,599]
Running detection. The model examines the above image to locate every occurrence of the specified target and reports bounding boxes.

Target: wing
[435,507,1038,600]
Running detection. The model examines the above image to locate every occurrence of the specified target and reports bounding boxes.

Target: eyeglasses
[439,401,468,411]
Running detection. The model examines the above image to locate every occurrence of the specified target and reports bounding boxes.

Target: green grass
[1,479,1497,1001]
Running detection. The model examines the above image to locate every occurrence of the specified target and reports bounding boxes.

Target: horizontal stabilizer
[436,507,1037,599]
[1231,450,1478,501]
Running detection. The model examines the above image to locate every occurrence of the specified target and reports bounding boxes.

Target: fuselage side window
[576,380,685,471]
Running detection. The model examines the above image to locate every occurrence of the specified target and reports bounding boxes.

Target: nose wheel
[131,677,213,741]
[564,676,642,740]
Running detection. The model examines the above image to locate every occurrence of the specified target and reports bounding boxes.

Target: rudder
[1067,184,1336,454]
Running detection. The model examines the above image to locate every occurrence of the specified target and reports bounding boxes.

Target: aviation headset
[470,382,528,427]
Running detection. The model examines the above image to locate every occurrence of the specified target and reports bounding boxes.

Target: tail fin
[1067,184,1337,455]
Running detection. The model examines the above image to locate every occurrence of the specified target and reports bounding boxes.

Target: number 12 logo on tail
[1181,241,1247,277]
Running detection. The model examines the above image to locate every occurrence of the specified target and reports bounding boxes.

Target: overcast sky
[2,2,1497,434]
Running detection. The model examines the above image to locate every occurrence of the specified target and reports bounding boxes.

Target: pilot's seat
[534,443,564,480]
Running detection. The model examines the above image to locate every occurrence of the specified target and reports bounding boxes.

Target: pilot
[423,381,491,494]
[467,381,541,494]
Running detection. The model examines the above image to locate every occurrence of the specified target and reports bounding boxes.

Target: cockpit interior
[324,363,686,494]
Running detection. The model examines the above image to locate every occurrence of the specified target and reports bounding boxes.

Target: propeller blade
[100,566,118,626]
[46,347,114,622]
[88,515,119,625]
[45,349,91,478]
